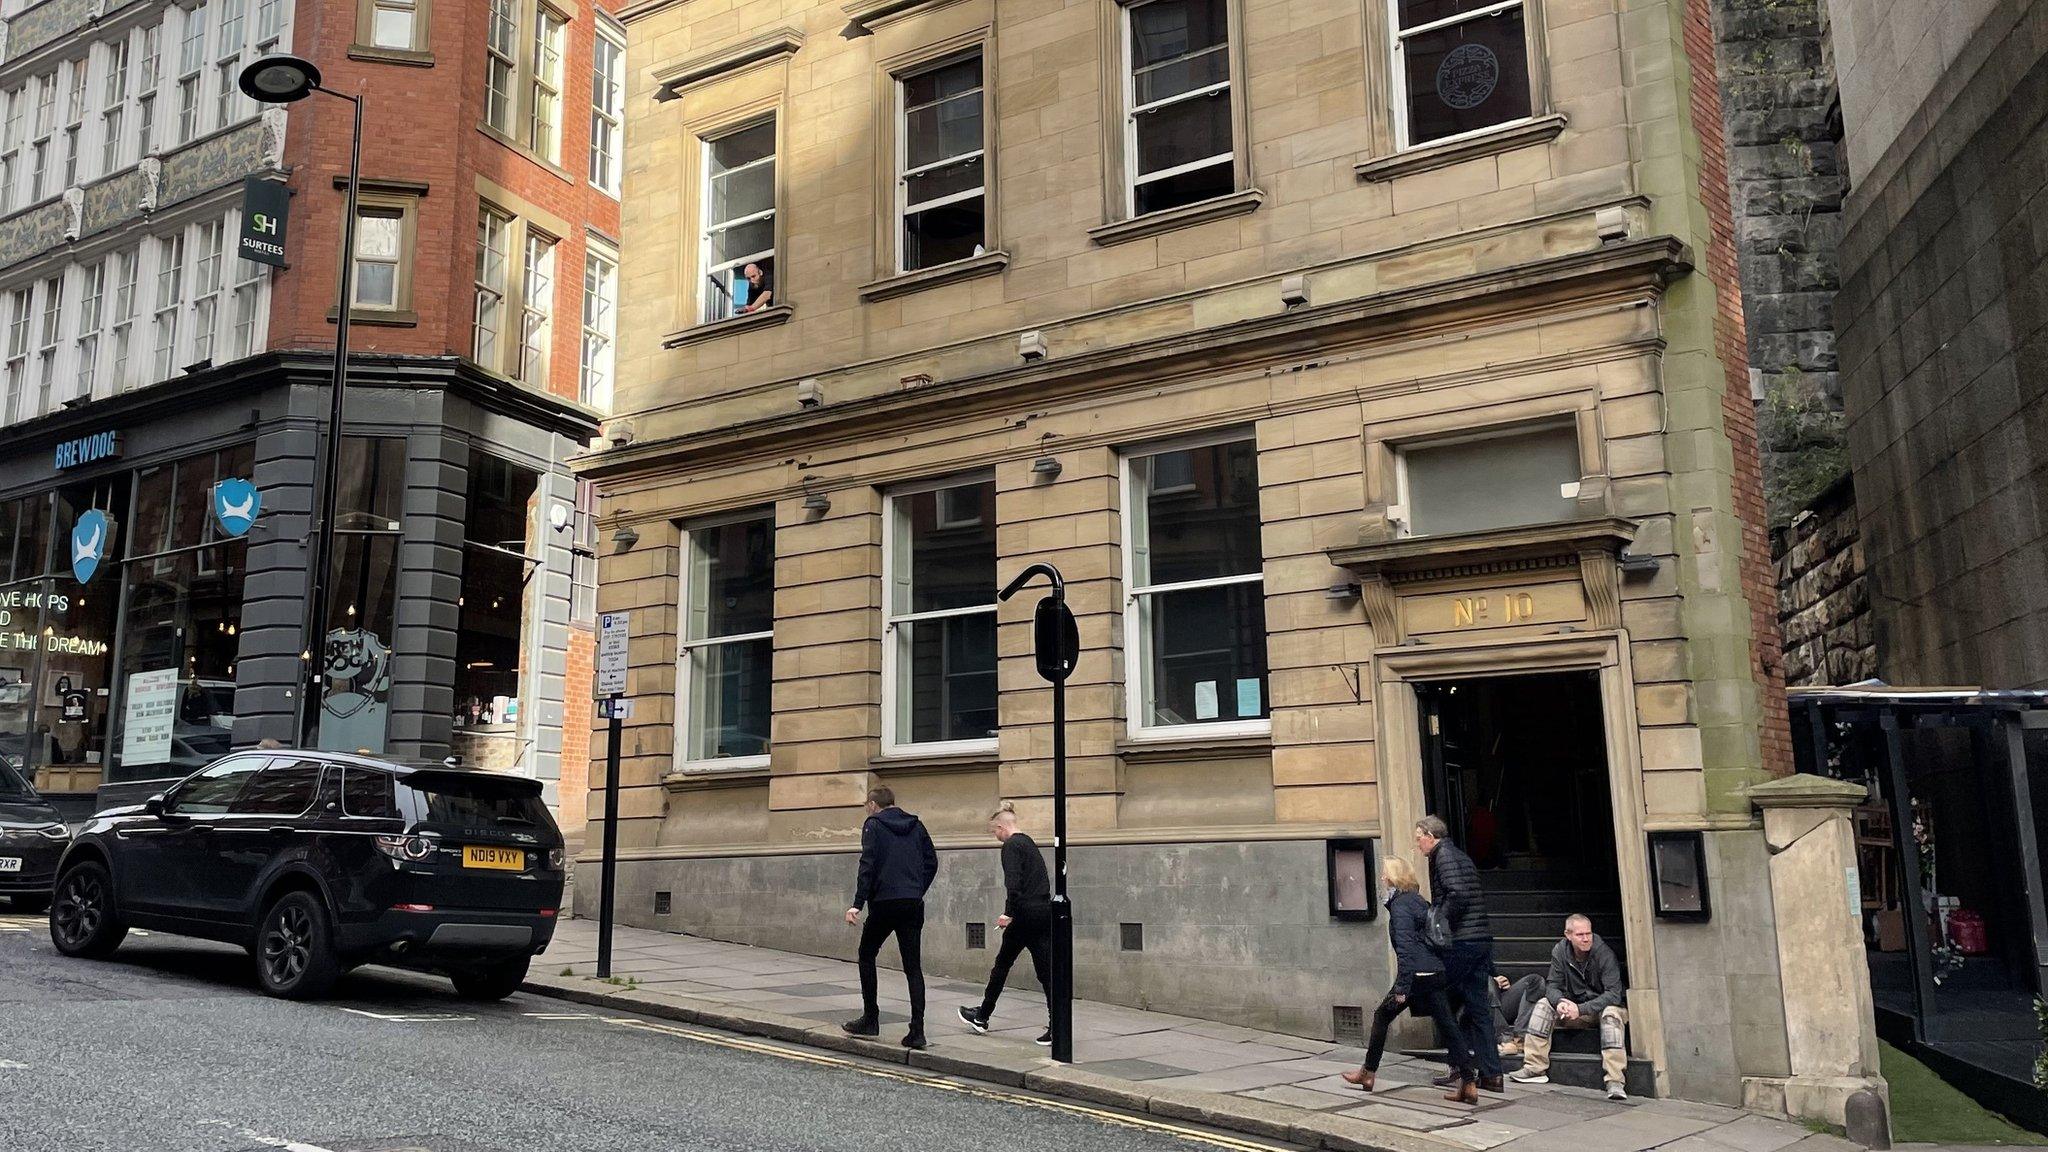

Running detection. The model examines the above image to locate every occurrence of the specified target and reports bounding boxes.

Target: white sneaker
[1508,1069,1549,1084]
[1606,1082,1627,1101]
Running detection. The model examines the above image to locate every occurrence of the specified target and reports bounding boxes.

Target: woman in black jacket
[1342,856,1476,1101]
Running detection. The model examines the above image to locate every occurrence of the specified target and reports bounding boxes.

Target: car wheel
[10,894,49,915]
[255,891,341,1000]
[49,862,126,958]
[449,956,530,1001]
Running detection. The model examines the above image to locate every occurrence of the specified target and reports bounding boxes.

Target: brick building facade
[0,0,615,815]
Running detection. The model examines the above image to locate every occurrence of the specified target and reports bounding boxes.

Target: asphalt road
[0,903,1291,1152]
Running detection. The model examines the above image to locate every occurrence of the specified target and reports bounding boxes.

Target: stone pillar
[1741,774,1888,1125]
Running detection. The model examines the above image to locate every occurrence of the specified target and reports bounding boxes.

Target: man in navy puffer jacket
[843,786,939,1049]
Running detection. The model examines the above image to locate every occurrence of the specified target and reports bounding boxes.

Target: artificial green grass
[1881,1041,2047,1145]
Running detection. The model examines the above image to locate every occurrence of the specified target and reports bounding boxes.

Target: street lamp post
[997,562,1080,1062]
[238,55,361,749]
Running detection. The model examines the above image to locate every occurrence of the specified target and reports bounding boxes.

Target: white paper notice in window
[1194,681,1218,720]
[1236,678,1261,718]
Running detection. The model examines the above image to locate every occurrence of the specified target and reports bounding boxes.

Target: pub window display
[453,450,540,743]
[316,437,404,754]
[1390,0,1535,148]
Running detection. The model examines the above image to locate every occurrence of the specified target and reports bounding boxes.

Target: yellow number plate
[462,845,526,871]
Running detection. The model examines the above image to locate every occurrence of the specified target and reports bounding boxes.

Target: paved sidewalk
[524,917,1861,1152]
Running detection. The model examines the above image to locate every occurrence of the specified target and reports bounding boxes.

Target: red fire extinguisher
[1948,909,1989,955]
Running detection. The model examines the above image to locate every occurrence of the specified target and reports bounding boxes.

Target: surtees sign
[54,430,121,470]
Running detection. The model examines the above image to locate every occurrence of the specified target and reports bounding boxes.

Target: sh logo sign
[238,177,290,268]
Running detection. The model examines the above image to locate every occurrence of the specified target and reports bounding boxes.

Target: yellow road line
[599,1017,1289,1151]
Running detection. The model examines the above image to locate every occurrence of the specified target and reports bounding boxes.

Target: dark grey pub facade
[0,351,597,806]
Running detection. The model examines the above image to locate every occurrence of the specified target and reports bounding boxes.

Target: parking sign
[596,611,629,696]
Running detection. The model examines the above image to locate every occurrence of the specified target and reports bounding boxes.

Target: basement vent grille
[967,922,987,950]
[1333,1005,1365,1045]
[654,891,672,915]
[1120,922,1144,952]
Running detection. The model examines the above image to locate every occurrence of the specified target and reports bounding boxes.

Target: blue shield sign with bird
[213,477,262,537]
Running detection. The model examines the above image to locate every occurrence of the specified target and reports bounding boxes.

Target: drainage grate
[1119,922,1144,952]
[1333,1005,1365,1045]
[654,891,672,915]
[967,922,987,950]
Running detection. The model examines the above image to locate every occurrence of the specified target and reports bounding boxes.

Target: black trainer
[1431,1069,1461,1087]
[842,1016,880,1037]
[903,1029,927,1050]
[957,1006,989,1034]
[1035,1029,1053,1047]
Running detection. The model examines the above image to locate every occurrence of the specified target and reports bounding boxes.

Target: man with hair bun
[957,800,1055,1047]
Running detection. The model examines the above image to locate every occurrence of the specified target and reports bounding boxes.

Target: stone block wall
[1772,478,1874,686]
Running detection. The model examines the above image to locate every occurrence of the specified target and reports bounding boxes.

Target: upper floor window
[884,477,998,753]
[33,274,61,414]
[589,21,624,196]
[176,4,207,146]
[366,0,425,51]
[473,205,512,369]
[2,287,28,421]
[676,512,774,770]
[60,59,85,189]
[897,54,985,273]
[216,0,250,129]
[74,260,105,400]
[1122,435,1268,737]
[484,0,518,135]
[700,117,776,324]
[350,194,417,316]
[1394,421,1580,537]
[100,39,131,176]
[29,71,55,202]
[579,242,616,410]
[527,8,566,163]
[516,230,556,387]
[1389,0,1535,148]
[1123,0,1235,217]
[135,23,162,159]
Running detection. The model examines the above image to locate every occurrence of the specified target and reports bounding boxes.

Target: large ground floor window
[314,437,405,755]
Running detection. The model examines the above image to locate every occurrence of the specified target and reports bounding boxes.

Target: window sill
[1354,114,1568,183]
[870,747,1000,774]
[475,121,577,186]
[858,250,1009,303]
[1088,187,1263,248]
[347,44,435,67]
[662,303,793,350]
[325,307,419,327]
[662,762,771,790]
[1117,729,1272,762]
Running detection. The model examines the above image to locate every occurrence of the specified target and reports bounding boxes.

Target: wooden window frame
[354,0,434,61]
[1356,0,1562,181]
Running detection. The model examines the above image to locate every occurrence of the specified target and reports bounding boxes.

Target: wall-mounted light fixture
[1019,331,1048,361]
[796,378,824,408]
[1326,838,1377,921]
[1324,582,1362,602]
[1648,830,1710,921]
[611,524,640,551]
[1619,551,1660,577]
[1280,273,1309,308]
[800,474,831,515]
[1031,457,1063,480]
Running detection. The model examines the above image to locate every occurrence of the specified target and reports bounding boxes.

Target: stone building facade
[1827,0,2048,689]
[0,0,621,814]
[584,0,1823,1105]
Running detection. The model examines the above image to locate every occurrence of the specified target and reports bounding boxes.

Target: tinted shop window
[316,437,404,755]
[453,451,539,730]
[229,760,322,815]
[38,477,126,782]
[343,765,398,818]
[1394,0,1533,147]
[110,542,246,782]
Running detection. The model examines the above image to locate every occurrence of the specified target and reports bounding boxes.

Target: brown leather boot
[1341,1068,1376,1092]
[1445,1076,1479,1104]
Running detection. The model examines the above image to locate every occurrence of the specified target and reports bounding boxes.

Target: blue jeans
[1445,940,1503,1080]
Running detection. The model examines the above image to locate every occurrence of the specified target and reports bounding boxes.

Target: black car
[49,750,566,1000]
[0,760,69,913]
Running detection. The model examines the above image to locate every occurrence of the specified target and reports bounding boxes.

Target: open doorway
[1416,670,1627,979]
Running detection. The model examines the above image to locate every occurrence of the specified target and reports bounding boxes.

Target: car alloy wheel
[49,861,125,958]
[262,901,315,988]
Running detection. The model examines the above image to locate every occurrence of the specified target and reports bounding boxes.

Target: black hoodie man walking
[843,786,939,1049]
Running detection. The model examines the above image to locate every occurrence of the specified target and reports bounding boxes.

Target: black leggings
[858,899,926,1026]
[1365,973,1471,1075]
[977,902,1053,1022]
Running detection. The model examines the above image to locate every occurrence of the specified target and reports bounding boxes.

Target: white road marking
[0,1059,30,1069]
[197,1121,338,1152]
[522,1012,597,1020]
[337,1007,474,1023]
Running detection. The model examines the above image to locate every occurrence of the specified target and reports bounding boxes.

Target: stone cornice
[649,28,805,97]
[1326,517,1640,582]
[577,235,1692,482]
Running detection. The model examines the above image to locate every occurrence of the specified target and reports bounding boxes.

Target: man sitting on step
[1508,913,1630,1100]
